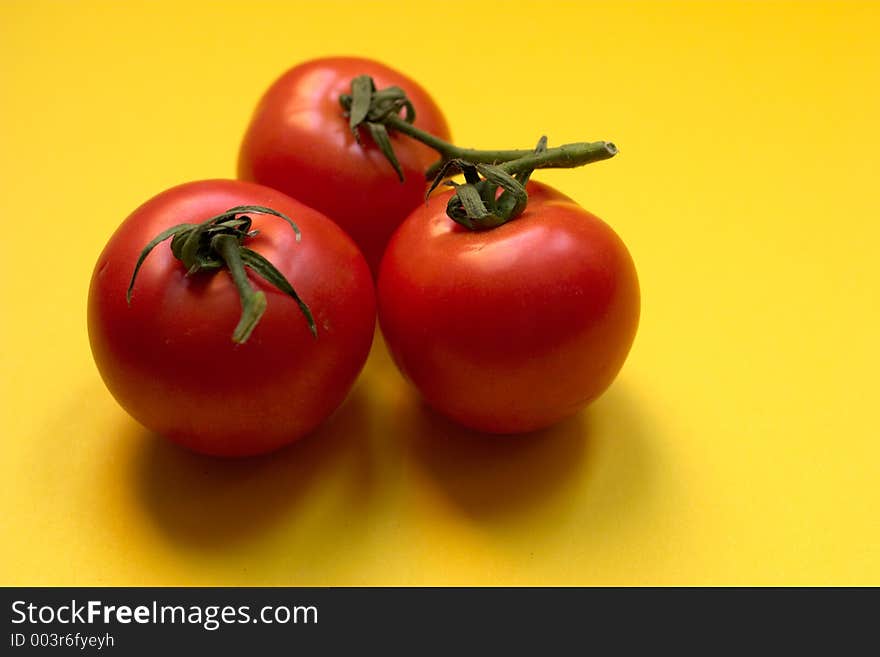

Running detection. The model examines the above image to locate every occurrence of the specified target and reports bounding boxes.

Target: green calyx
[338,75,619,230]
[426,138,618,230]
[127,206,317,343]
[339,74,416,182]
[426,137,548,231]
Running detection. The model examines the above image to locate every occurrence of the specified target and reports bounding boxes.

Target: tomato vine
[340,74,618,230]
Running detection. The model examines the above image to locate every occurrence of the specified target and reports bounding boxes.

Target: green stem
[382,114,459,156]
[212,233,267,344]
[383,114,546,162]
[384,114,616,179]
[498,141,618,174]
[342,76,619,230]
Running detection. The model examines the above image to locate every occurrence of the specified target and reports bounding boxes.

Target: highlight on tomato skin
[377,180,640,435]
[87,179,377,458]
[238,56,451,276]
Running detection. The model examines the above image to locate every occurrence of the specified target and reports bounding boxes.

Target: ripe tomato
[238,56,451,274]
[88,180,376,457]
[377,181,640,434]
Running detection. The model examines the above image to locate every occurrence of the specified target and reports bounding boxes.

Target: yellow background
[2,0,878,585]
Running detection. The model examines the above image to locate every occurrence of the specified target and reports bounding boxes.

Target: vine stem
[383,114,617,177]
[341,76,618,229]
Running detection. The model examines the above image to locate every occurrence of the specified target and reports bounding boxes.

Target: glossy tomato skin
[238,56,451,274]
[377,181,640,434]
[88,180,376,457]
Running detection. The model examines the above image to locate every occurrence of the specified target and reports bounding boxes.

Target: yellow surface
[1,0,878,586]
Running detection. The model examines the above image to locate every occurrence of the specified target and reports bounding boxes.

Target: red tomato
[238,56,451,274]
[88,180,376,457]
[377,181,640,434]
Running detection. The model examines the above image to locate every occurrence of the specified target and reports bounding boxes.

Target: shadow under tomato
[397,402,588,519]
[397,383,653,529]
[133,386,374,548]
